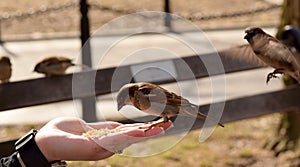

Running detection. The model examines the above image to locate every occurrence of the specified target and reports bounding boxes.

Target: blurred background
[0,0,281,40]
[1,0,300,166]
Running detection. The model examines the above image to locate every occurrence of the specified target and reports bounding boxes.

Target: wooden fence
[0,50,299,157]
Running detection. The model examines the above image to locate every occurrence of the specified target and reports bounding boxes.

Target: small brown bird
[222,27,300,83]
[34,56,75,77]
[0,56,12,83]
[117,82,224,127]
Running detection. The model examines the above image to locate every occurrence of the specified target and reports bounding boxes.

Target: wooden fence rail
[0,51,260,111]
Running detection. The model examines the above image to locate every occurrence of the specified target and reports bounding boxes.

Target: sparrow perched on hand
[117,82,224,127]
[0,56,12,83]
[34,56,76,77]
[222,27,300,83]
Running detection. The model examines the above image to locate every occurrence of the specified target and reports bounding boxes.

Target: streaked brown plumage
[0,56,12,83]
[34,56,75,76]
[117,82,224,127]
[221,27,300,83]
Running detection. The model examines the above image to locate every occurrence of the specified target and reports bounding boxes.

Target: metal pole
[164,0,172,31]
[80,0,97,122]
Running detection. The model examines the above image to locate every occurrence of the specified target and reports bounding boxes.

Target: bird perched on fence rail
[117,82,224,129]
[0,56,12,83]
[221,27,300,84]
[34,56,88,77]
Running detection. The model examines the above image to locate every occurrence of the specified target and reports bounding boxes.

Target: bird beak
[244,34,249,39]
[33,65,39,72]
[244,33,252,41]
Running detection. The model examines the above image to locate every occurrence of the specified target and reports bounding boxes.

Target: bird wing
[39,57,60,66]
[218,44,267,66]
[56,56,72,62]
[267,37,296,64]
[165,91,191,106]
[39,57,72,66]
[137,83,224,126]
[137,83,189,106]
[137,83,170,103]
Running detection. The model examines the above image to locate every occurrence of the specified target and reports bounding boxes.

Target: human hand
[34,117,173,162]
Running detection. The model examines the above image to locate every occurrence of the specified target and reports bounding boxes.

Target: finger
[115,121,173,131]
[123,127,165,138]
[117,123,145,128]
[157,121,173,131]
[144,127,166,137]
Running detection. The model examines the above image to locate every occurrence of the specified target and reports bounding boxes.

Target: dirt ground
[0,0,281,40]
[2,0,299,166]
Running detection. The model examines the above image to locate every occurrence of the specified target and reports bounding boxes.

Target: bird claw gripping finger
[266,72,280,84]
[138,119,167,132]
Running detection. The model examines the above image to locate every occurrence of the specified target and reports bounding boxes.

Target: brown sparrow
[223,27,300,83]
[0,56,12,83]
[117,82,224,127]
[34,56,75,76]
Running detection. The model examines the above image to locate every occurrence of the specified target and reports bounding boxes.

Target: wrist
[34,133,53,162]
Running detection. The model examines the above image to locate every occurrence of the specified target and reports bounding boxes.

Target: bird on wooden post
[0,56,12,83]
[244,27,300,83]
[34,56,89,77]
[221,27,300,84]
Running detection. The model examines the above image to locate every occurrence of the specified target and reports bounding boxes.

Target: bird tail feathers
[186,104,224,127]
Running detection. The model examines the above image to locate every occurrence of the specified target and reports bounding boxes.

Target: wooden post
[164,0,172,31]
[270,0,300,155]
[79,0,97,122]
[0,20,3,44]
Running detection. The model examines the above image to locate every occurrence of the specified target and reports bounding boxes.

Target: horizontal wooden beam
[0,51,261,111]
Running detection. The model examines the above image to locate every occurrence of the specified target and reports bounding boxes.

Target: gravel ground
[0,0,281,40]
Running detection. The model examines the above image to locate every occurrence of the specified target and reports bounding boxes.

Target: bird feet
[266,69,283,84]
[266,73,279,84]
[138,119,169,132]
